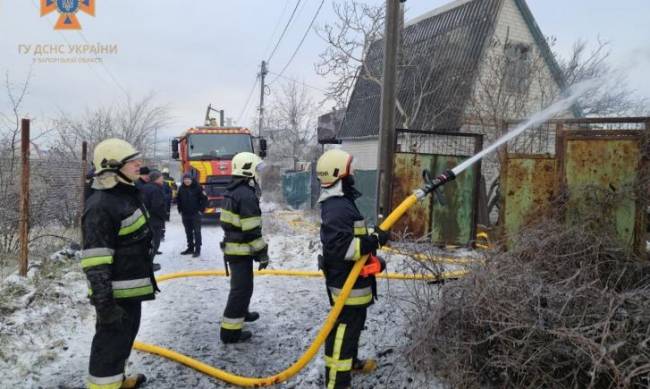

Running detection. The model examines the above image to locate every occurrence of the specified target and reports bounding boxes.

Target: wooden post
[376,0,402,219]
[79,141,88,231]
[19,119,30,277]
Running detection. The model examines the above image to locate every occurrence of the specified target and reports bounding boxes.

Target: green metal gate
[560,130,644,251]
[391,130,483,246]
[282,171,311,209]
[501,118,649,253]
[354,170,378,225]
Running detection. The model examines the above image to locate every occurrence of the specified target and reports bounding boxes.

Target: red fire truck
[171,118,266,218]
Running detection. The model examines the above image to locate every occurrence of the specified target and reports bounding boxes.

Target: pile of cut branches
[406,185,650,388]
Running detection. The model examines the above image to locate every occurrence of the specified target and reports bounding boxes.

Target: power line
[266,0,302,62]
[236,76,259,124]
[267,71,327,93]
[77,31,129,98]
[270,0,326,84]
[262,0,291,58]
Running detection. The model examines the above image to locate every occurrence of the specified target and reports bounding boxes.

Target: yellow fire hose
[133,194,443,387]
[155,268,469,283]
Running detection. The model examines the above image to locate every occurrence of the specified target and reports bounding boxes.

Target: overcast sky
[1,0,649,146]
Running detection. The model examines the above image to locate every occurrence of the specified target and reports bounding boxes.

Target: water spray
[416,79,596,199]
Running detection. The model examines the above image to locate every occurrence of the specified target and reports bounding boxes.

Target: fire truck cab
[171,126,266,217]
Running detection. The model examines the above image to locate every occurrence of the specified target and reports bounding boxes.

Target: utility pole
[376,0,403,219]
[258,60,268,138]
[19,119,30,277]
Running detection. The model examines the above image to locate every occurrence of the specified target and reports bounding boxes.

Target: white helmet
[93,138,140,176]
[316,149,353,188]
[232,152,264,179]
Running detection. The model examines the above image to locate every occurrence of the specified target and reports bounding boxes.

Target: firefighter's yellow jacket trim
[220,179,267,261]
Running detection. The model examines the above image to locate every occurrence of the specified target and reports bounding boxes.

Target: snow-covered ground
[0,205,450,389]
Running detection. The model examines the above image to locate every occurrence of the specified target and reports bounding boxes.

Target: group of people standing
[80,138,389,389]
[135,166,208,259]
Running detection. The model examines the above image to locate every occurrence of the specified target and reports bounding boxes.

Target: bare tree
[0,71,35,254]
[467,36,649,224]
[266,81,319,171]
[558,38,648,117]
[49,93,171,160]
[316,1,470,131]
[467,37,559,137]
[315,1,384,108]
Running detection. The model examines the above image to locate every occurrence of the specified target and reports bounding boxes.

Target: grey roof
[339,0,565,139]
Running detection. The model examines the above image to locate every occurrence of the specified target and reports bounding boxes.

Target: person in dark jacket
[161,167,176,215]
[316,149,389,389]
[141,170,166,255]
[135,166,150,189]
[81,138,158,389]
[219,152,268,344]
[159,169,173,240]
[177,172,207,257]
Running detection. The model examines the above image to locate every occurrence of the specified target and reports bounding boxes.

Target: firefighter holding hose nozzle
[316,149,389,389]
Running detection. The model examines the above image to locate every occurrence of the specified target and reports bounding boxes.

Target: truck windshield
[188,134,253,160]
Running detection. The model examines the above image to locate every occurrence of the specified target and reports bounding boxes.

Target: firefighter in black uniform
[219,152,268,344]
[81,138,158,389]
[316,149,389,389]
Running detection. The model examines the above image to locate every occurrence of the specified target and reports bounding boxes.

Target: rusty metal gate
[391,129,483,246]
[501,118,649,253]
[501,121,559,244]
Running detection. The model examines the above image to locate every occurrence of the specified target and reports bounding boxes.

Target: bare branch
[266,81,320,170]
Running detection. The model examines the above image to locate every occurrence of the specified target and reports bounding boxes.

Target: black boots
[352,359,377,374]
[221,330,252,344]
[121,373,146,388]
[180,248,193,255]
[244,312,260,322]
[192,248,201,258]
[238,330,252,342]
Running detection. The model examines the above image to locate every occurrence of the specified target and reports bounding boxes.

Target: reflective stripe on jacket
[220,178,267,260]
[81,183,157,303]
[319,187,378,308]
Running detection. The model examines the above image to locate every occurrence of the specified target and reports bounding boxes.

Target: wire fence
[396,130,481,156]
[0,157,84,255]
[505,118,650,155]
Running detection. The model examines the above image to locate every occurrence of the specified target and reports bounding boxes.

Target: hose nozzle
[416,170,456,203]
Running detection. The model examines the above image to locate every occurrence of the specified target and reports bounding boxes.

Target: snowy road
[2,210,442,389]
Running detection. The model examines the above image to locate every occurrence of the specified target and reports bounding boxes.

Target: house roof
[338,0,566,139]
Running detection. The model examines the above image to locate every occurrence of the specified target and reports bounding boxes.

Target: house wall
[467,0,567,126]
[493,0,563,114]
[339,138,380,170]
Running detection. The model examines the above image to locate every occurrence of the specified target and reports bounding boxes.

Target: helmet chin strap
[116,169,135,185]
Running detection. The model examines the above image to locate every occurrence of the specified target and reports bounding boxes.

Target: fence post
[79,141,88,242]
[80,142,88,221]
[19,119,30,277]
